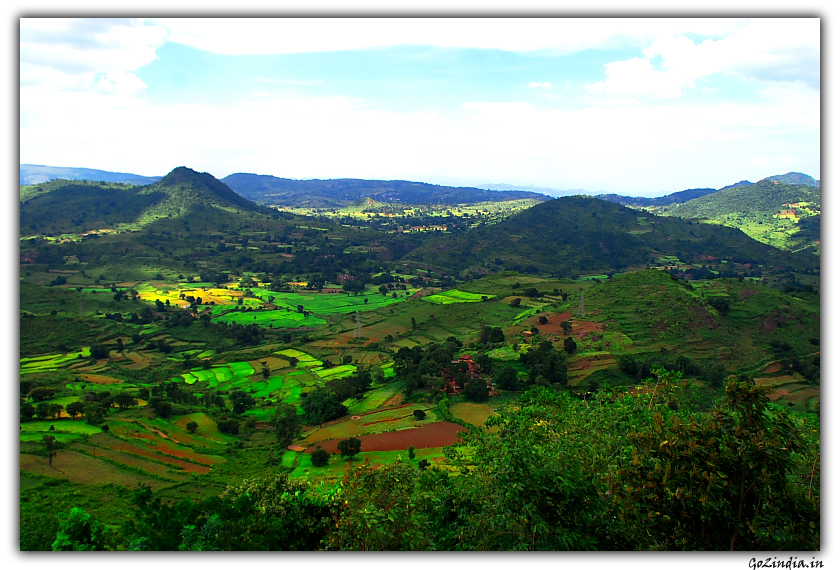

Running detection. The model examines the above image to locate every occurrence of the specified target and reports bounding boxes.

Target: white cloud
[93,70,148,96]
[586,18,819,100]
[20,18,167,91]
[529,81,552,88]
[151,17,750,56]
[586,57,689,98]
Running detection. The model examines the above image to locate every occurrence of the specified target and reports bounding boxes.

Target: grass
[347,382,404,414]
[20,420,102,442]
[212,309,327,329]
[422,290,494,304]
[257,290,418,315]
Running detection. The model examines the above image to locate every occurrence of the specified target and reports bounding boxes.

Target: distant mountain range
[594,172,819,208]
[19,164,161,186]
[220,173,551,207]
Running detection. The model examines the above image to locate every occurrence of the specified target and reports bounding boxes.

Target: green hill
[222,173,551,208]
[664,180,821,253]
[20,167,272,236]
[403,195,817,277]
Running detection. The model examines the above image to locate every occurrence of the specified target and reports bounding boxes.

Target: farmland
[18,165,820,551]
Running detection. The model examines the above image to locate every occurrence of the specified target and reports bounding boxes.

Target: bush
[311,447,330,467]
[413,409,426,420]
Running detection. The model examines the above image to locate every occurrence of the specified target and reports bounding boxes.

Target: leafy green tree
[510,298,521,308]
[413,409,426,421]
[463,379,490,402]
[113,392,138,409]
[186,421,198,434]
[52,508,107,551]
[272,403,302,446]
[520,341,568,386]
[326,460,433,550]
[563,336,577,355]
[42,434,58,465]
[560,321,573,335]
[65,400,86,418]
[20,402,36,422]
[495,366,519,391]
[311,447,330,467]
[607,375,819,550]
[337,437,362,460]
[27,386,56,402]
[90,343,110,359]
[217,418,240,435]
[301,388,347,426]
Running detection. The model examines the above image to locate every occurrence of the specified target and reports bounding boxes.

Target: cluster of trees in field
[24,374,819,551]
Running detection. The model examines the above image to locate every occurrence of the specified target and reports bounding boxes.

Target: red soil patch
[354,403,415,418]
[740,289,759,302]
[568,358,594,371]
[574,321,603,338]
[108,441,211,474]
[306,421,467,453]
[362,412,426,427]
[288,445,306,452]
[763,362,783,374]
[768,389,792,401]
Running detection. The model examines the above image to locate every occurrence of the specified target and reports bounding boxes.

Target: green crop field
[347,381,403,414]
[422,290,493,304]
[212,309,327,329]
[312,364,356,379]
[263,290,417,315]
[21,420,103,442]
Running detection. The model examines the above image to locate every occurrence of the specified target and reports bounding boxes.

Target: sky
[18,17,820,196]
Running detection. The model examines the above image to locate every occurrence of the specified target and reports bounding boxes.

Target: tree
[337,437,362,460]
[43,434,57,466]
[20,402,36,422]
[463,379,490,402]
[413,409,427,421]
[510,298,521,308]
[495,366,519,391]
[301,388,347,426]
[560,321,573,336]
[27,386,56,402]
[90,343,110,359]
[113,392,138,409]
[564,336,577,355]
[271,403,302,446]
[149,397,172,418]
[408,446,416,460]
[311,447,330,467]
[52,508,107,551]
[538,315,548,325]
[186,421,198,434]
[606,374,819,550]
[217,418,240,435]
[326,460,432,550]
[261,362,271,379]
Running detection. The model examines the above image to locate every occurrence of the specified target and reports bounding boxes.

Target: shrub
[311,447,330,467]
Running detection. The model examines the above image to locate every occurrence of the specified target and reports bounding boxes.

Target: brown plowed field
[80,374,123,385]
[305,421,467,453]
[19,450,171,489]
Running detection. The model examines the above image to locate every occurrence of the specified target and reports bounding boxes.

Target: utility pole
[576,288,585,318]
[354,311,362,338]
